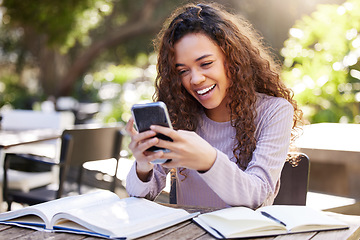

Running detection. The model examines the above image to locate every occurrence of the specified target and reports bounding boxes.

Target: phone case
[131,102,173,164]
[131,101,173,133]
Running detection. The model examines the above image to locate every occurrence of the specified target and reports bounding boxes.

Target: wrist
[198,147,217,173]
[136,162,153,182]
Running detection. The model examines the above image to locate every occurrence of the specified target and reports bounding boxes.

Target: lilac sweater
[126,93,294,209]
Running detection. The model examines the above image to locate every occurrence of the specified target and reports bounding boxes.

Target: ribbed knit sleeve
[126,162,170,200]
[126,93,294,209]
[199,94,294,208]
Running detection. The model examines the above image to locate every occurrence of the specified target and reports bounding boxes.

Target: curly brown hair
[153,3,303,168]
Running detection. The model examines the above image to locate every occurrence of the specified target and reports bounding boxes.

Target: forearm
[126,162,169,200]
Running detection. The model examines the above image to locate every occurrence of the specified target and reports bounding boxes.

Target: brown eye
[201,61,213,67]
[178,69,188,75]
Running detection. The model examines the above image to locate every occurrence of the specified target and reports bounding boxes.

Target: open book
[0,190,198,239]
[193,205,349,239]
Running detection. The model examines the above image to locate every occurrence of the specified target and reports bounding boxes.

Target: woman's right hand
[125,117,164,181]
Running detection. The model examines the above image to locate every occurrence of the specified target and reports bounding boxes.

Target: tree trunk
[22,27,70,97]
[58,19,162,97]
[39,49,70,97]
[57,0,165,97]
[20,0,168,97]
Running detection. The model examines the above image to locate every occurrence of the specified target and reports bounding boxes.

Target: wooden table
[0,129,61,164]
[0,129,61,212]
[0,204,359,240]
[0,129,61,150]
[295,123,360,199]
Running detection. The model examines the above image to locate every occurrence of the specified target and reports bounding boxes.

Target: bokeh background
[1,0,360,213]
[1,0,358,125]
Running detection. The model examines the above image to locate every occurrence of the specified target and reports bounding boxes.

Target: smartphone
[131,101,173,164]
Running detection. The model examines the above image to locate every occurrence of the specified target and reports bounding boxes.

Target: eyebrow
[175,54,213,67]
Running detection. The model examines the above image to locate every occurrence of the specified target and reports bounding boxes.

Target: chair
[273,152,310,205]
[169,153,310,205]
[3,125,123,210]
[0,110,75,201]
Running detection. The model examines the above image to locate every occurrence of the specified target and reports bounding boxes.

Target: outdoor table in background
[295,123,360,199]
[0,129,61,212]
[0,129,61,150]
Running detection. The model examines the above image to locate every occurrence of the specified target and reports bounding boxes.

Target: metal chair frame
[3,125,123,210]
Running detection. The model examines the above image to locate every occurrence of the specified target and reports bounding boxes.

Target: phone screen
[131,102,173,152]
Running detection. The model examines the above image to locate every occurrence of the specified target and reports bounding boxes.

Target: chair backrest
[169,152,310,205]
[169,169,177,204]
[273,153,310,205]
[0,109,75,131]
[57,125,123,197]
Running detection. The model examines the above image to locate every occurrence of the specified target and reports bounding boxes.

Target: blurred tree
[1,0,349,112]
[281,0,360,123]
[91,62,156,124]
[0,0,181,98]
[227,0,345,55]
[0,70,38,109]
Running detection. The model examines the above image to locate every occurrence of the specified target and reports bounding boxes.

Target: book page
[31,190,119,220]
[51,197,197,239]
[0,205,49,228]
[196,207,286,238]
[0,190,119,229]
[258,205,348,232]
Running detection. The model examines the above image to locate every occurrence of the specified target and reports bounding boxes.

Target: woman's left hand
[150,125,217,171]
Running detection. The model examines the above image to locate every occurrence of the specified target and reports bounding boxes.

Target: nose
[190,70,206,85]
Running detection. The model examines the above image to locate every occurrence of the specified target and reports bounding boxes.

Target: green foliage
[281,0,360,123]
[90,0,183,66]
[0,72,43,109]
[94,65,144,85]
[88,58,156,124]
[2,0,113,52]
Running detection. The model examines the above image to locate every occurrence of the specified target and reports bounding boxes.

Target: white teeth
[197,84,215,95]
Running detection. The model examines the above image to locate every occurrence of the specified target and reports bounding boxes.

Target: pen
[260,211,287,227]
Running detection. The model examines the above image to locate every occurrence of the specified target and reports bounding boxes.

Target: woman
[125,3,302,209]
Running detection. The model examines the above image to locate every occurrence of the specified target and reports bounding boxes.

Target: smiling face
[174,33,231,122]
